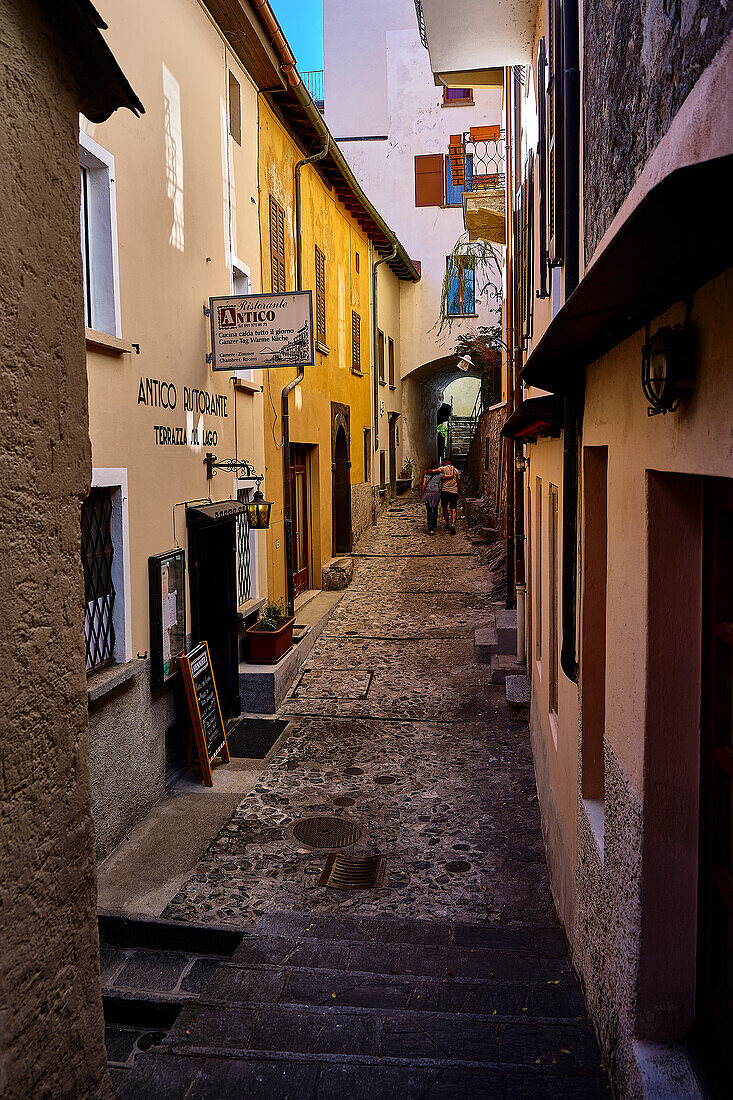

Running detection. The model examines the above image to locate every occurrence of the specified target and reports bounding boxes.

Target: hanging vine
[433,233,503,338]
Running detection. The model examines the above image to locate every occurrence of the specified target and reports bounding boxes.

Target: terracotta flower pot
[245,617,295,664]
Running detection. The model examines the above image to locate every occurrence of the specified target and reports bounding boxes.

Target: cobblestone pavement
[163,496,556,929]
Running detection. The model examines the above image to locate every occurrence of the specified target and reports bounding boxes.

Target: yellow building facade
[257,96,416,605]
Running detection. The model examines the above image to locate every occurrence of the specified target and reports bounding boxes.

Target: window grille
[236,488,252,605]
[82,487,115,671]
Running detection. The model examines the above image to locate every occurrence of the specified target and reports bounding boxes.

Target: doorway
[333,426,351,554]
[388,414,397,498]
[187,511,240,718]
[290,445,309,597]
[696,477,733,1091]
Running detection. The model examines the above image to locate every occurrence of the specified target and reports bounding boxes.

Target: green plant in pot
[245,598,295,663]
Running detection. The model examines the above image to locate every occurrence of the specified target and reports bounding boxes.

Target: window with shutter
[269,196,286,293]
[446,255,476,316]
[522,152,535,342]
[351,311,361,373]
[536,38,549,298]
[315,245,326,347]
[388,337,395,388]
[378,330,385,382]
[547,0,564,266]
[414,154,444,207]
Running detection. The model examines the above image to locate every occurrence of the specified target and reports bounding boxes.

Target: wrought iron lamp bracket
[204,452,263,483]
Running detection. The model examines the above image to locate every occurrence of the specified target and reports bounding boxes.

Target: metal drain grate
[292,816,362,849]
[319,854,387,890]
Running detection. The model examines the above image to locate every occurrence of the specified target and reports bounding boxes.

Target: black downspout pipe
[560,0,581,682]
[282,135,329,617]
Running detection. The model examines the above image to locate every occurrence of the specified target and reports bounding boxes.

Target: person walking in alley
[421,464,443,535]
[425,460,460,533]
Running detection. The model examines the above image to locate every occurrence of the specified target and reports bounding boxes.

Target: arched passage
[400,352,486,481]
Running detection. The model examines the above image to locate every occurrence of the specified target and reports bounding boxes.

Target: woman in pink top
[425,462,460,534]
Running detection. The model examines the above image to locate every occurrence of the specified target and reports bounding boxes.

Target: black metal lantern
[247,488,272,529]
[641,324,693,416]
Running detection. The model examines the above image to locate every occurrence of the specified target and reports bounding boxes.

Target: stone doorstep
[322,555,354,591]
[495,609,518,654]
[475,623,499,664]
[491,654,528,684]
[505,674,531,720]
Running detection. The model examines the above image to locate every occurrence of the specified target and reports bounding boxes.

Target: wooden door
[696,478,733,1092]
[388,417,397,498]
[290,446,309,597]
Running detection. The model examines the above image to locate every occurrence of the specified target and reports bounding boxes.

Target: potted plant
[396,456,413,492]
[245,598,295,664]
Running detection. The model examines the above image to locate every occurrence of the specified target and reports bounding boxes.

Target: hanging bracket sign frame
[179,641,230,786]
[208,291,314,371]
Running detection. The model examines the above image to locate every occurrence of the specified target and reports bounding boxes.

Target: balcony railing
[449,127,505,194]
[414,1,429,48]
[302,70,324,112]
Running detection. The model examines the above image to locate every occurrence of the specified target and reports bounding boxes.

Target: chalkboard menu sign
[149,549,186,687]
[179,642,230,786]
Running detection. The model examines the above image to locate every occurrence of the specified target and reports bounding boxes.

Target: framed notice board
[179,641,230,786]
[149,549,186,687]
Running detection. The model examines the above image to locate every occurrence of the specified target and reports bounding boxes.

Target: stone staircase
[449,415,475,471]
[475,609,532,719]
[114,910,608,1098]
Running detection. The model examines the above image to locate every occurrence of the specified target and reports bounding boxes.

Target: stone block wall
[0,3,111,1094]
[350,481,373,545]
[463,402,508,535]
[583,0,732,259]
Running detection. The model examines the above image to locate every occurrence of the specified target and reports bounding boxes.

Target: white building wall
[324,0,502,370]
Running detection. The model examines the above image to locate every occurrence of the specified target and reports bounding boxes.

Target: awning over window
[521,154,733,392]
[186,500,246,524]
[500,395,564,441]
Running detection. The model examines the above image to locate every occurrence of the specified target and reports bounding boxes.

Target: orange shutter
[351,311,360,372]
[414,154,444,207]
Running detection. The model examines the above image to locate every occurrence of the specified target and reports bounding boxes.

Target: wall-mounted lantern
[203,452,272,529]
[641,324,693,416]
[247,489,272,530]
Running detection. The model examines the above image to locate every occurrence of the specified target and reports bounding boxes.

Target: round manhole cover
[332,796,356,807]
[292,816,362,849]
[374,775,397,785]
[344,766,365,776]
[445,860,472,873]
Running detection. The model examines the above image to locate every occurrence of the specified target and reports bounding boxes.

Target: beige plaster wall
[375,260,404,485]
[82,0,267,854]
[0,1,110,1095]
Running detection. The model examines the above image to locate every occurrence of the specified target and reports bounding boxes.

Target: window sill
[442,99,474,108]
[87,658,146,704]
[446,313,478,319]
[237,595,266,622]
[316,341,330,356]
[351,369,364,376]
[379,379,386,386]
[234,378,261,393]
[86,328,134,356]
[389,385,396,391]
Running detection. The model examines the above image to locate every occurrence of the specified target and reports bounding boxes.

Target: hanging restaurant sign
[208,291,314,371]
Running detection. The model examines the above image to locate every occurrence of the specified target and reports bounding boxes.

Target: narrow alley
[110,498,608,1097]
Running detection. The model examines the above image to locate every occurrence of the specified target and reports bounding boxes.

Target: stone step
[474,622,499,663]
[160,999,604,1072]
[115,1048,610,1100]
[205,959,585,1019]
[228,932,570,984]
[495,608,518,654]
[254,911,568,956]
[506,673,532,720]
[491,654,528,684]
[100,944,226,1003]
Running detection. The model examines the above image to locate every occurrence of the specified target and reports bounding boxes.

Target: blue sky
[270,0,324,72]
